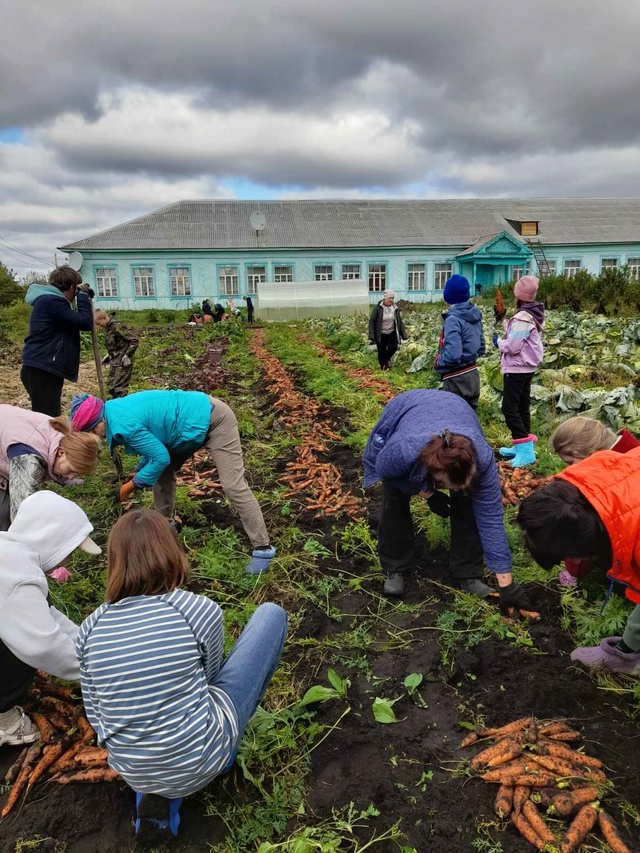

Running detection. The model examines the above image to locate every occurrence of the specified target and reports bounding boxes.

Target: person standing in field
[494,276,544,468]
[434,275,486,410]
[76,509,287,843]
[363,388,533,608]
[21,266,94,417]
[243,295,255,324]
[368,290,408,371]
[70,391,276,574]
[94,310,139,399]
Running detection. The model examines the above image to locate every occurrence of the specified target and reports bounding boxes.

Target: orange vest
[557,447,640,603]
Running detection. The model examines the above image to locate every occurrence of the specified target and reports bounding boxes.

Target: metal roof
[59,199,640,252]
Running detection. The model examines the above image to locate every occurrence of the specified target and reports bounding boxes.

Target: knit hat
[70,394,105,432]
[383,290,395,300]
[443,275,470,305]
[514,275,539,302]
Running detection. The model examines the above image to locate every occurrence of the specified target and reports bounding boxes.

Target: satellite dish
[67,252,84,271]
[249,211,266,232]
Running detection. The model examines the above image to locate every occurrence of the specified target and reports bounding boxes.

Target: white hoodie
[0,491,98,680]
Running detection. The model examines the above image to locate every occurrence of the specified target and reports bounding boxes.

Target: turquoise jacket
[104,391,212,487]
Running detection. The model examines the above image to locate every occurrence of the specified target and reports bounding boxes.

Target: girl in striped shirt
[77,509,287,843]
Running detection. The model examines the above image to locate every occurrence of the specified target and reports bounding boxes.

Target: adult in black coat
[368,290,407,370]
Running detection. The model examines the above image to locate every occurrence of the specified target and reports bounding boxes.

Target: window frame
[627,257,640,281]
[563,259,582,279]
[245,263,267,296]
[94,265,118,299]
[434,262,453,291]
[168,264,192,299]
[131,264,155,299]
[217,264,240,297]
[367,261,388,293]
[341,262,362,280]
[406,261,426,292]
[272,263,295,283]
[314,263,334,281]
[600,256,620,274]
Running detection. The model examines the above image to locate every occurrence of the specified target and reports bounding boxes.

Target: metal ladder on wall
[526,239,554,277]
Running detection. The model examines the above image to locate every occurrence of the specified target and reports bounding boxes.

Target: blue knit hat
[443,275,471,305]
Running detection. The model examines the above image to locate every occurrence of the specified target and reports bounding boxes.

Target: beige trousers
[153,397,269,548]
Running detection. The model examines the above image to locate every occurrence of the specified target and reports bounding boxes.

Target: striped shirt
[76,589,238,798]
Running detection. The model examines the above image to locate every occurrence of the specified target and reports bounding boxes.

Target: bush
[147,310,159,323]
[537,266,640,315]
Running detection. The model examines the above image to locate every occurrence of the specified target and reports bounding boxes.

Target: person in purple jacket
[493,276,544,468]
[363,389,533,605]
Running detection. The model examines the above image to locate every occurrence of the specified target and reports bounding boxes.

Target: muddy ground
[1,330,639,852]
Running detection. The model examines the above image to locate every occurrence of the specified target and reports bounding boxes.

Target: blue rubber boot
[498,445,516,458]
[135,792,183,842]
[246,545,276,575]
[510,439,536,468]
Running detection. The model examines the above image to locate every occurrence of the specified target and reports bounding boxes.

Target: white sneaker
[0,706,38,746]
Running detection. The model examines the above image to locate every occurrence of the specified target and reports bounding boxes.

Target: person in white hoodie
[0,491,101,746]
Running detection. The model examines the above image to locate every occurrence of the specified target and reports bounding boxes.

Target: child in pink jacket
[493,276,544,467]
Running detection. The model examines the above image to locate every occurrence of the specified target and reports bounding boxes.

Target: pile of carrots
[297,333,395,403]
[251,330,363,520]
[499,462,553,507]
[2,674,120,819]
[176,449,224,500]
[462,716,634,852]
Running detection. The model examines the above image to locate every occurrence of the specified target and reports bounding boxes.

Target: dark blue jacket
[362,389,511,573]
[21,286,93,382]
[434,302,485,376]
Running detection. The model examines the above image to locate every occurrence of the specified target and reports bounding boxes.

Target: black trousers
[376,333,398,368]
[21,365,64,417]
[442,369,480,411]
[0,640,36,712]
[247,309,254,324]
[501,373,533,439]
[378,482,484,580]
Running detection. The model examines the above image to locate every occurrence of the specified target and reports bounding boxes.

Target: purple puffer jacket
[362,389,511,573]
[498,302,544,374]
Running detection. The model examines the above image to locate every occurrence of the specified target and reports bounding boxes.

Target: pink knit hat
[70,394,105,432]
[514,275,539,302]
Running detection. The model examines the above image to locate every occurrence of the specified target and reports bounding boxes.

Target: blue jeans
[210,602,287,741]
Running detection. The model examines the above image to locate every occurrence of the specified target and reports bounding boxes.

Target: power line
[0,243,51,270]
[0,234,52,265]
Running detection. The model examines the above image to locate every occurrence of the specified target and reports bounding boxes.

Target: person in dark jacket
[363,389,533,607]
[243,295,255,324]
[21,266,94,417]
[434,275,486,410]
[94,310,139,399]
[368,290,407,370]
[202,299,213,317]
[213,303,225,323]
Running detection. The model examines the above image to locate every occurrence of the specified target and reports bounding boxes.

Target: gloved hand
[113,479,136,504]
[49,566,72,583]
[121,355,131,368]
[101,354,110,365]
[426,490,451,518]
[499,581,534,615]
[77,283,95,299]
[492,333,499,348]
[493,307,507,322]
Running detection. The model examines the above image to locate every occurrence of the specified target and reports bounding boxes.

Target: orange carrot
[485,746,523,767]
[598,811,633,853]
[28,741,67,788]
[77,716,96,745]
[511,774,557,788]
[536,740,603,769]
[481,759,541,782]
[481,717,533,738]
[550,788,600,818]
[31,712,57,744]
[47,742,85,777]
[38,683,77,702]
[560,803,598,852]
[3,748,27,785]
[38,695,77,720]
[471,734,526,769]
[511,812,545,850]
[549,732,582,742]
[513,785,531,817]
[1,742,42,817]
[539,722,579,738]
[528,754,584,779]
[54,768,120,784]
[460,732,479,748]
[74,748,108,766]
[494,784,513,818]
[522,799,557,846]
[531,786,561,809]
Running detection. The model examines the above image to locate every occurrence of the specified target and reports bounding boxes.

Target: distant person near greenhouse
[94,310,139,399]
[243,295,255,324]
[434,275,486,411]
[368,290,408,371]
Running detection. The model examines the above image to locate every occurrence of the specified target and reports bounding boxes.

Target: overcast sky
[2,0,640,273]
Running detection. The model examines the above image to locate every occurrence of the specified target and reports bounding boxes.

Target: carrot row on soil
[1,673,121,819]
[462,716,635,851]
[250,329,363,520]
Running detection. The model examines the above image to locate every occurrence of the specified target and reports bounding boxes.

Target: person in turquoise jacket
[70,391,275,574]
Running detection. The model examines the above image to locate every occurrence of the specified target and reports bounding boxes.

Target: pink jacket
[498,302,544,374]
[0,405,63,491]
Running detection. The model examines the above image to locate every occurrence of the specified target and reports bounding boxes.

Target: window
[219,266,239,296]
[434,263,452,291]
[601,258,618,273]
[342,263,361,280]
[539,259,555,276]
[520,222,539,237]
[368,263,387,292]
[314,264,334,281]
[133,267,154,297]
[512,263,531,280]
[564,259,581,278]
[274,265,293,282]
[407,263,425,291]
[246,265,265,295]
[170,266,191,297]
[628,258,640,280]
[96,268,117,298]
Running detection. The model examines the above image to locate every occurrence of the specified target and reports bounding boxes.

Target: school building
[59,199,640,310]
